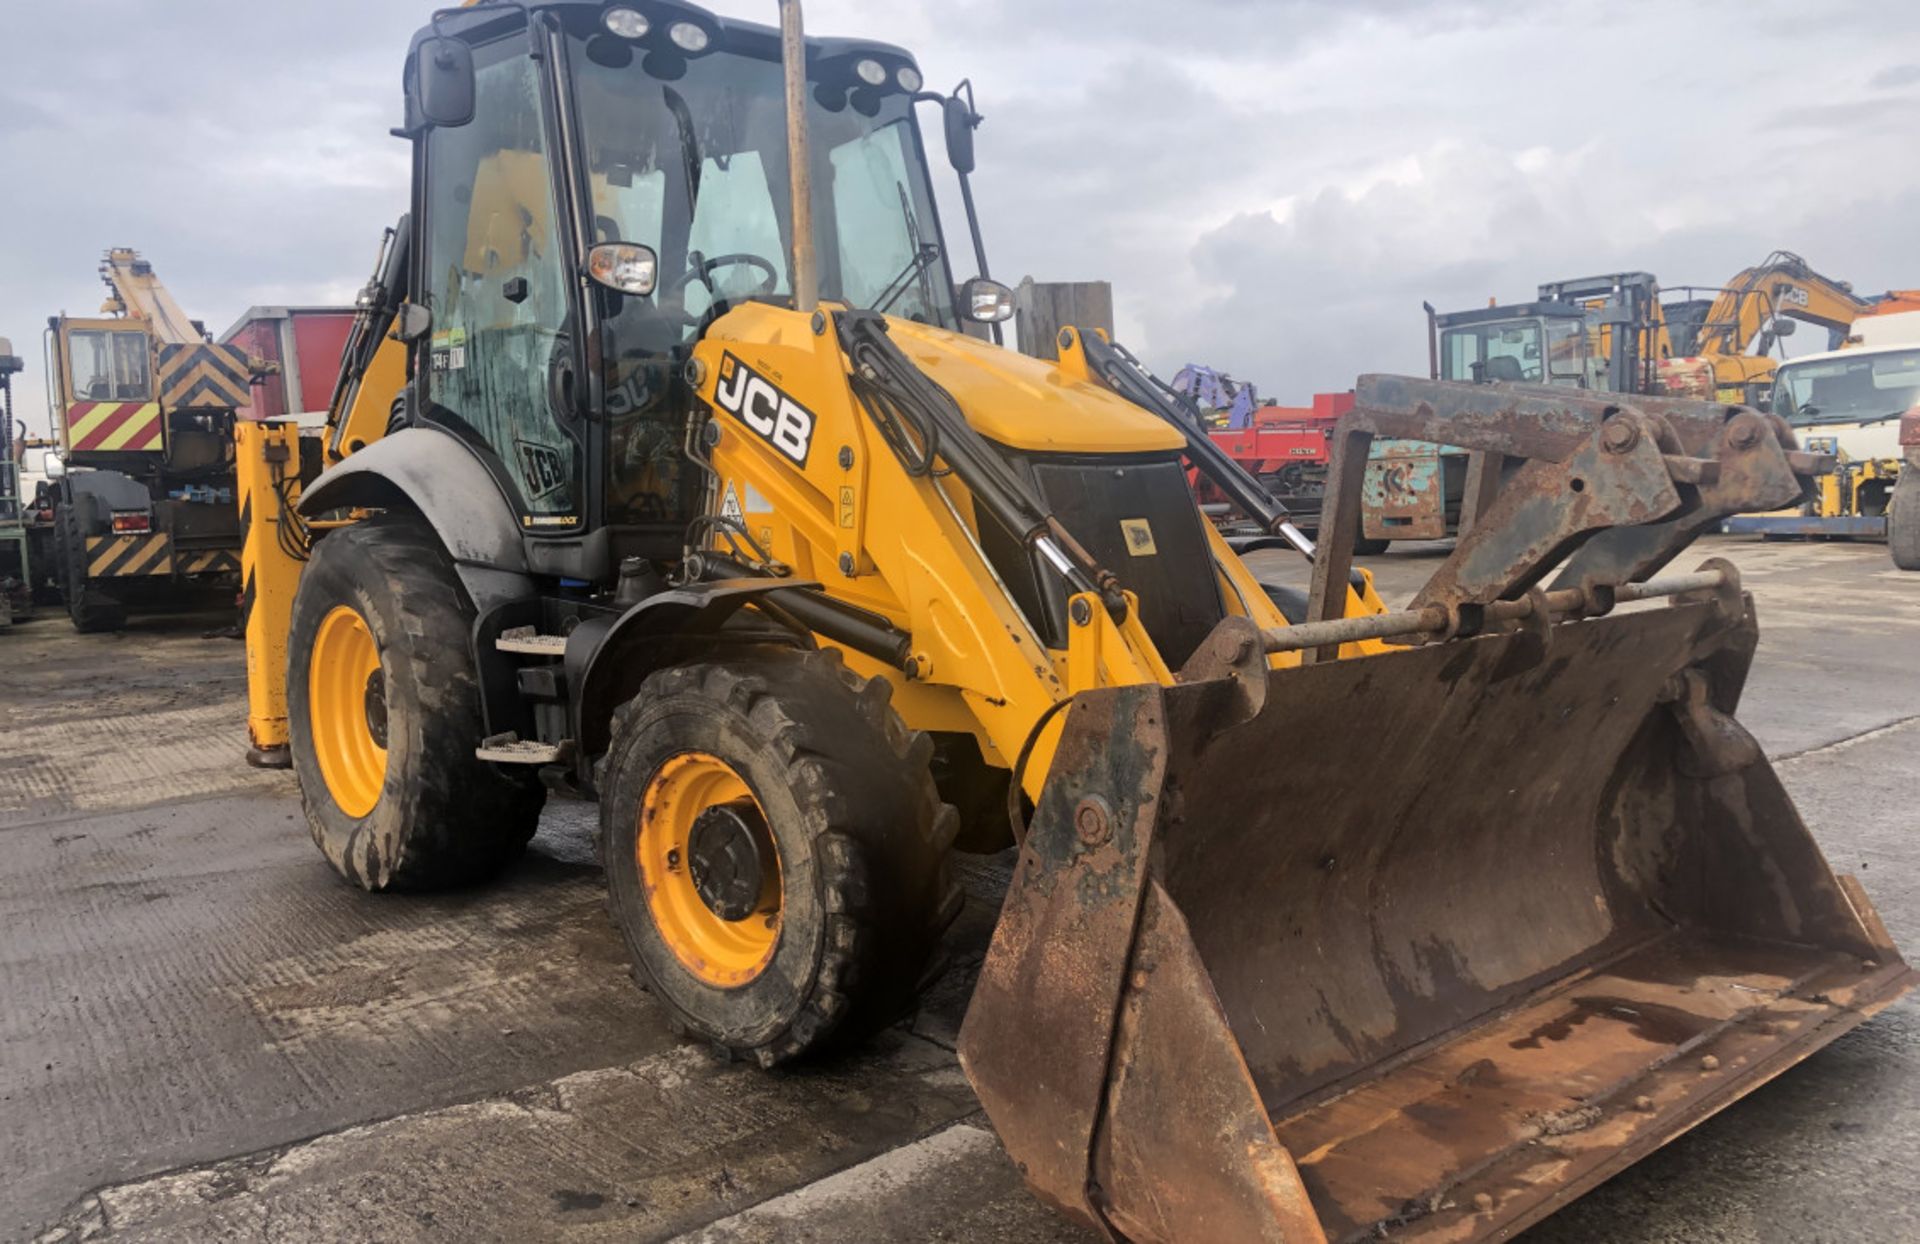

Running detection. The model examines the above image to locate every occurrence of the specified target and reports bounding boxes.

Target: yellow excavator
[1657,250,1876,404]
[236,3,1912,1239]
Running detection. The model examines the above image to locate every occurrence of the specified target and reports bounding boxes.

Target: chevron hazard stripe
[87,532,173,578]
[176,548,241,575]
[67,401,165,452]
[158,343,251,409]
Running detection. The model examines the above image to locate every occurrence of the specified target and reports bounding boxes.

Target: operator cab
[1435,301,1597,389]
[1768,344,1920,461]
[400,0,988,574]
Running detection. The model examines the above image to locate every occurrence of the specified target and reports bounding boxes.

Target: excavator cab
[244,5,1912,1243]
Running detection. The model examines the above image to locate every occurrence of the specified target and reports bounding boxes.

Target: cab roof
[1435,301,1588,329]
[411,0,918,76]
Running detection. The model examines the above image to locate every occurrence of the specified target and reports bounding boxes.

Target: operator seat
[1483,356,1526,383]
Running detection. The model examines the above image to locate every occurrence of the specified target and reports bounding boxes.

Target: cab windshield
[1443,321,1544,383]
[1442,316,1593,387]
[1771,349,1920,425]
[66,329,151,402]
[562,19,954,526]
[566,25,955,334]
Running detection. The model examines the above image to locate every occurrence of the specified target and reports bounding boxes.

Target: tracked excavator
[1658,250,1878,403]
[237,3,1912,1239]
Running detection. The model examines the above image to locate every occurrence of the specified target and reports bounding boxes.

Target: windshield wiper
[872,244,942,315]
[869,183,941,317]
[661,86,702,209]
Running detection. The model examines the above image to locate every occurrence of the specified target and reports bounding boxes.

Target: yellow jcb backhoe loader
[237,3,1912,1239]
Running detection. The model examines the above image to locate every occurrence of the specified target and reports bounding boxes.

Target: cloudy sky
[4,0,1916,436]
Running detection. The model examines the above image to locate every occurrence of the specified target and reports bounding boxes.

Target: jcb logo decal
[714,353,814,467]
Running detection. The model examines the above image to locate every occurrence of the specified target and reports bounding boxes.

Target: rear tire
[600,648,961,1066]
[55,502,125,633]
[1892,470,1920,571]
[287,517,545,890]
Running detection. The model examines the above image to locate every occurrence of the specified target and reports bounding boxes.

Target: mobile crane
[42,249,253,630]
[234,4,1909,1240]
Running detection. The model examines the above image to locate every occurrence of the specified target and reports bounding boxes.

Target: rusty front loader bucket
[959,379,1911,1244]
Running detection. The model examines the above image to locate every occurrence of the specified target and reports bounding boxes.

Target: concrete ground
[1,535,1914,1243]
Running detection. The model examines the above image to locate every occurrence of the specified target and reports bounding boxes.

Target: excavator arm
[1693,249,1872,356]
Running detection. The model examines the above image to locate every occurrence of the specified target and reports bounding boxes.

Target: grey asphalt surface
[1,535,1914,1243]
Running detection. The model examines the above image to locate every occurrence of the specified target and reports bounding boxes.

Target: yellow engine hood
[887,320,1184,455]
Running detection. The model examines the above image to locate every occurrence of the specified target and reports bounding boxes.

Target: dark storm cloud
[4,0,1916,432]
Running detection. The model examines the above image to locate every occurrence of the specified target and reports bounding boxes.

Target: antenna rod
[778,0,819,313]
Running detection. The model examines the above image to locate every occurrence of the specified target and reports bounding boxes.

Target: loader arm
[682,303,1389,797]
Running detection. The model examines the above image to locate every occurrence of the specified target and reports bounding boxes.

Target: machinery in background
[1726,308,1920,565]
[1432,272,1664,394]
[220,305,358,422]
[1386,256,1878,552]
[1169,363,1352,531]
[235,3,1907,1240]
[1169,362,1262,428]
[1433,254,1874,406]
[42,248,255,630]
[1203,392,1353,533]
[0,341,29,626]
[1658,250,1876,404]
[1380,274,1665,551]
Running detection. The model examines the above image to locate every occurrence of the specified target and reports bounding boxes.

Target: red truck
[219,306,356,421]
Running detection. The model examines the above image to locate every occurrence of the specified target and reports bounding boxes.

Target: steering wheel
[663,252,780,299]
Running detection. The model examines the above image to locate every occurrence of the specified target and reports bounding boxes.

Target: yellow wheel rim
[309,605,388,819]
[638,752,783,988]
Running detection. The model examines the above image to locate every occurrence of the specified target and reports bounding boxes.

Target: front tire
[1892,470,1920,571]
[287,517,544,890]
[600,649,961,1066]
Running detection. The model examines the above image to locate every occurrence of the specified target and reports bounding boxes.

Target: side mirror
[413,36,476,128]
[958,277,1013,324]
[394,303,433,343]
[1771,317,1797,337]
[587,243,659,296]
[43,450,66,479]
[943,95,977,176]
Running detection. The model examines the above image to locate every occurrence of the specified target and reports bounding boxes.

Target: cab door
[415,29,583,533]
